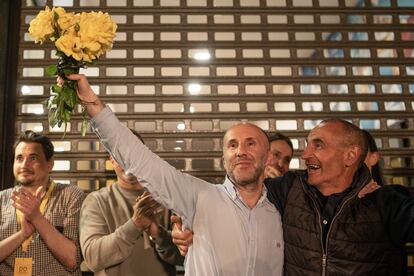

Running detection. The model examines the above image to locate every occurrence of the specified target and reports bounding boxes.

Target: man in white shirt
[67,73,284,276]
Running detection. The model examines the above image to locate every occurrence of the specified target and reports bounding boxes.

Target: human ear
[345,145,361,167]
[47,157,54,172]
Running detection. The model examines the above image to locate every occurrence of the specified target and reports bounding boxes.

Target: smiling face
[222,124,270,187]
[301,121,362,195]
[13,142,53,188]
[269,139,293,175]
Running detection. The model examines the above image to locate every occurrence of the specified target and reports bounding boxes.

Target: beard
[228,164,264,186]
[14,168,36,186]
[16,178,34,187]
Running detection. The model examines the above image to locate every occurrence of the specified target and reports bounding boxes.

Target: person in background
[0,130,85,275]
[265,132,294,178]
[79,130,183,276]
[362,129,411,275]
[363,129,412,197]
[362,129,385,186]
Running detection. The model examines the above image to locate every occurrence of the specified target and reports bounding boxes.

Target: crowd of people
[0,73,413,276]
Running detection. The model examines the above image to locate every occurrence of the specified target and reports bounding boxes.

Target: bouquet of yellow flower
[28,6,117,135]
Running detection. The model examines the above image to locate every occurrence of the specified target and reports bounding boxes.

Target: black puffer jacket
[266,167,411,276]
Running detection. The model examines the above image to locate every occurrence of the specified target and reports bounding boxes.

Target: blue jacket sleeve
[375,185,414,246]
[265,171,296,216]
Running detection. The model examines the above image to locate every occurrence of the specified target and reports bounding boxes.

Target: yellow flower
[55,32,83,60]
[53,11,116,62]
[28,6,54,44]
[53,7,77,32]
[77,11,117,60]
[52,7,66,16]
[28,6,118,136]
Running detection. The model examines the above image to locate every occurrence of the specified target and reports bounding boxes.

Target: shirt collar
[223,175,269,207]
[223,175,238,200]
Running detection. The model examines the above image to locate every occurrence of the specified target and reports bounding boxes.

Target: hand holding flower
[28,6,117,135]
[65,74,105,118]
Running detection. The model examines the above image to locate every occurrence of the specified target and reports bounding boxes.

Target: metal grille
[17,0,413,191]
[14,0,414,272]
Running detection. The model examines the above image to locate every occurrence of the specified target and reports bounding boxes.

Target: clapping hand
[132,191,163,234]
[11,186,44,222]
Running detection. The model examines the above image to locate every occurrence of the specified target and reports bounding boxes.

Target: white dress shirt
[91,107,284,276]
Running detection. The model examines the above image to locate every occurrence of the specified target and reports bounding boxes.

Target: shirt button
[322,219,328,225]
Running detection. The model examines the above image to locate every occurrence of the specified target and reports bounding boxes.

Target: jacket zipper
[300,178,364,276]
[321,193,356,275]
[322,254,327,276]
[301,178,327,276]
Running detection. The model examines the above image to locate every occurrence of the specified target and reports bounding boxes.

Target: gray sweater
[79,182,182,276]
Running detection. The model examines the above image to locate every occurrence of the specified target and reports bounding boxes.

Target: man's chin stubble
[16,180,34,186]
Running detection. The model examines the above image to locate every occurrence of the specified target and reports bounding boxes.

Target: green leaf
[53,11,59,21]
[62,110,68,122]
[46,64,58,76]
[51,84,62,94]
[50,95,59,105]
[48,107,58,128]
[63,123,68,138]
[62,68,77,76]
[61,86,75,109]
[69,90,78,108]
[55,51,65,58]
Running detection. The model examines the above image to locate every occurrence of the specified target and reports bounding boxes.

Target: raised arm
[68,73,206,228]
[66,74,105,117]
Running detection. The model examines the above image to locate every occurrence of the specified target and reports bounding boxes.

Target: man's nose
[301,147,311,160]
[236,144,247,156]
[20,158,30,167]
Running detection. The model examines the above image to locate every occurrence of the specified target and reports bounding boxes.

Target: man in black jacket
[266,118,414,275]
